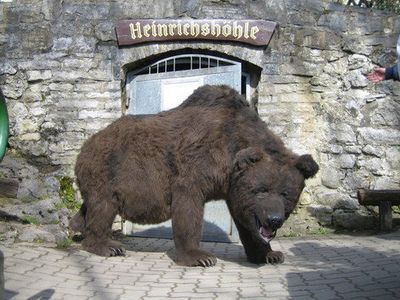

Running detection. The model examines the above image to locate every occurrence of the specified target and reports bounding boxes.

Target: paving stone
[147,288,174,297]
[6,262,37,274]
[173,284,196,292]
[169,292,216,298]
[310,289,340,299]
[339,289,397,299]
[50,287,96,297]
[119,290,148,299]
[239,286,265,297]
[1,232,400,299]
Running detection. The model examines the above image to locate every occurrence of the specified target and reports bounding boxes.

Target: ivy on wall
[336,0,400,14]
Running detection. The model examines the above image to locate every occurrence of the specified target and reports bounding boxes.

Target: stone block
[20,133,41,141]
[315,189,355,209]
[26,70,52,82]
[332,209,375,230]
[19,24,53,54]
[323,58,348,76]
[52,37,73,52]
[0,62,17,75]
[2,74,28,99]
[71,36,97,53]
[14,119,40,135]
[18,226,54,243]
[370,102,400,126]
[321,143,343,154]
[61,57,98,71]
[294,29,341,50]
[78,110,120,119]
[288,10,318,26]
[249,0,287,23]
[317,11,348,32]
[339,154,356,169]
[95,21,116,42]
[342,170,370,191]
[112,0,174,19]
[348,54,369,70]
[342,37,373,55]
[48,83,74,92]
[357,128,400,145]
[362,145,384,157]
[373,176,399,190]
[17,56,61,70]
[63,3,111,20]
[4,4,44,24]
[357,157,390,176]
[343,145,362,154]
[307,204,333,226]
[345,70,368,88]
[335,123,357,144]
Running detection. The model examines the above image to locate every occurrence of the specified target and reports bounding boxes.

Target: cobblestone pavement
[1,231,400,300]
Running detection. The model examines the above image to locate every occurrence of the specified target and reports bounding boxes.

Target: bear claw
[266,250,284,264]
[197,257,217,267]
[177,249,217,267]
[81,238,126,257]
[110,247,126,256]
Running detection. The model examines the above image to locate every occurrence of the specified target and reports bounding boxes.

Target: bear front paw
[266,250,284,264]
[176,249,217,267]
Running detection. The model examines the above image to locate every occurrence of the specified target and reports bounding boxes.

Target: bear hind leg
[82,237,126,257]
[81,192,125,257]
[175,248,217,267]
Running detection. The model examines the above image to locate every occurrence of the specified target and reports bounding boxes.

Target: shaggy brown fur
[71,85,319,267]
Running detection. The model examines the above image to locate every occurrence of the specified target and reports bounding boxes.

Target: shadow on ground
[126,220,234,243]
[285,239,400,299]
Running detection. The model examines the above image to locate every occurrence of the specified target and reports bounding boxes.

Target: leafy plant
[58,176,80,212]
[336,0,400,14]
[374,0,400,13]
[56,237,73,249]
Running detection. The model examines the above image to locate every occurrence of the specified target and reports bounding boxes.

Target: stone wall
[0,0,399,243]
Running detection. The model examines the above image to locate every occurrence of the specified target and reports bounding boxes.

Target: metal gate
[123,54,241,242]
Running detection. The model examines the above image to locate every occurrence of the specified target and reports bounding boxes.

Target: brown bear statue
[70,85,319,267]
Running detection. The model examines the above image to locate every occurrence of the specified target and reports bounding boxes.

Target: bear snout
[267,214,284,231]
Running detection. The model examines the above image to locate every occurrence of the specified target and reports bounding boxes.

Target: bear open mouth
[255,215,276,244]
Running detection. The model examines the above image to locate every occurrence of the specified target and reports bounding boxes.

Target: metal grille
[133,54,239,76]
[336,0,400,13]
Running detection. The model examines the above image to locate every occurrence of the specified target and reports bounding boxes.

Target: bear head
[229,147,319,244]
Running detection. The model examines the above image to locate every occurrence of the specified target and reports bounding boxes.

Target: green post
[0,88,9,162]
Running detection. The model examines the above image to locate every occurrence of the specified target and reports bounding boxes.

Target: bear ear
[234,147,264,170]
[295,154,319,179]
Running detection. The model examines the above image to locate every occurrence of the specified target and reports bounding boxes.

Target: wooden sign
[116,19,277,47]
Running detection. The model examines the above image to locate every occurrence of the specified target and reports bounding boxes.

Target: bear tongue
[259,226,274,243]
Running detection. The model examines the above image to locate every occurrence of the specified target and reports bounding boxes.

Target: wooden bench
[357,189,400,231]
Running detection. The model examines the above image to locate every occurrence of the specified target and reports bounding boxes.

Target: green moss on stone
[22,216,40,225]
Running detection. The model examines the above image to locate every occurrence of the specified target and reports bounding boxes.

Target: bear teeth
[255,215,275,243]
[259,226,274,243]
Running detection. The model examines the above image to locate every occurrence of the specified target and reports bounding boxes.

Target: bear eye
[281,191,288,197]
[254,187,269,194]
